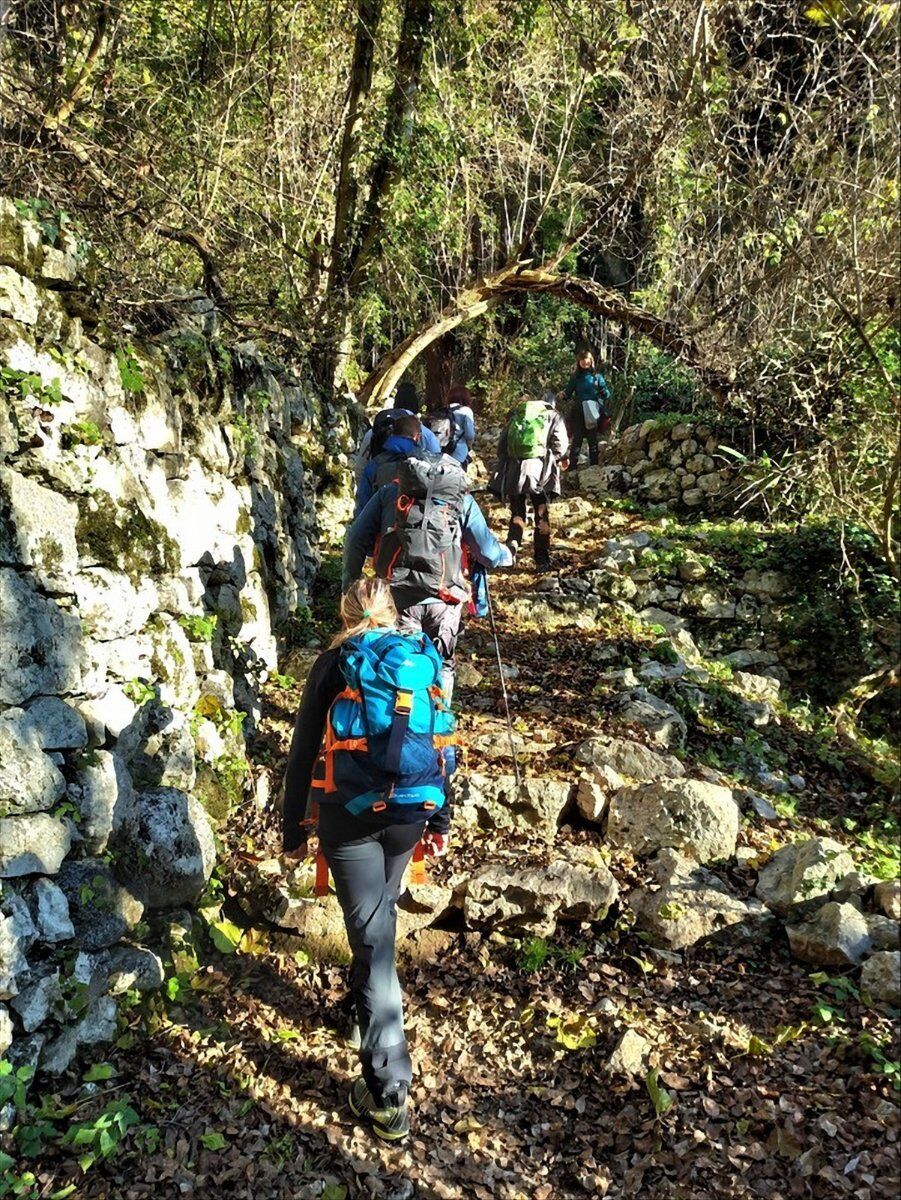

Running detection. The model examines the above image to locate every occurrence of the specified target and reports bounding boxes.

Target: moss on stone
[76,492,180,583]
[36,535,64,577]
[194,755,247,823]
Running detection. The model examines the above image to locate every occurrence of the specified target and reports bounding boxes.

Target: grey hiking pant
[318,808,423,1105]
[396,599,464,700]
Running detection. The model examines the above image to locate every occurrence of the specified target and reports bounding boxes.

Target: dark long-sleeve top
[281,645,452,851]
[562,368,610,411]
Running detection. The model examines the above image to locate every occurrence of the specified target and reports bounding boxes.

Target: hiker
[492,392,569,570]
[281,577,454,1143]
[559,350,610,468]
[423,384,476,467]
[354,414,431,517]
[353,382,440,482]
[343,456,512,698]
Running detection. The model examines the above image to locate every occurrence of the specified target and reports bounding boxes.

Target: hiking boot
[534,556,554,573]
[348,1077,410,1142]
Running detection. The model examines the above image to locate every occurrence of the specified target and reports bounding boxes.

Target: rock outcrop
[0,198,352,1073]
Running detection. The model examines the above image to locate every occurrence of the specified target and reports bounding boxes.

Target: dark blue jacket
[343,484,510,593]
[355,435,426,517]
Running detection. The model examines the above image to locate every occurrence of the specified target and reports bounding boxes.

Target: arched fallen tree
[359,264,738,407]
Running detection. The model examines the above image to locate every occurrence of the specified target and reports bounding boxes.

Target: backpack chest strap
[384,688,414,775]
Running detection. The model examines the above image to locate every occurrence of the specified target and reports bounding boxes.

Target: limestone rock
[575,735,685,782]
[734,671,780,703]
[116,706,196,792]
[457,773,571,841]
[874,879,901,921]
[75,686,137,741]
[0,814,72,877]
[30,878,74,943]
[57,859,145,950]
[860,951,901,1006]
[19,698,87,751]
[42,1027,79,1075]
[395,884,455,941]
[681,587,735,620]
[628,850,774,951]
[102,945,165,994]
[0,468,79,591]
[607,778,740,863]
[0,569,85,705]
[0,198,43,274]
[0,266,40,325]
[637,607,688,634]
[678,554,707,582]
[608,1029,650,1076]
[266,892,351,964]
[786,901,871,967]
[456,661,484,689]
[866,914,900,951]
[125,787,215,907]
[11,971,61,1033]
[75,567,157,641]
[0,902,33,998]
[576,773,613,823]
[0,711,66,814]
[614,689,687,748]
[73,750,136,854]
[756,838,856,917]
[740,569,787,599]
[463,846,618,937]
[0,1006,11,1057]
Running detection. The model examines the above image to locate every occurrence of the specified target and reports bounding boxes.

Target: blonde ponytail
[330,577,398,648]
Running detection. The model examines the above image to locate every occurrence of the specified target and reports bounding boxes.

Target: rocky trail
[26,477,900,1200]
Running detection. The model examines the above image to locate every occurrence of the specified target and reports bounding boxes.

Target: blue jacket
[563,368,610,409]
[355,435,427,517]
[343,484,509,593]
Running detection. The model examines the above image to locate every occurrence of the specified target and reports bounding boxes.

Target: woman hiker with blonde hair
[281,577,453,1142]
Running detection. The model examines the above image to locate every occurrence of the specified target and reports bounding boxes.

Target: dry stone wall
[579,417,739,510]
[0,199,352,1073]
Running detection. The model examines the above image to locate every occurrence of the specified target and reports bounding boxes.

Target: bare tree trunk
[315,0,431,395]
[359,265,737,408]
[345,0,433,292]
[327,0,383,299]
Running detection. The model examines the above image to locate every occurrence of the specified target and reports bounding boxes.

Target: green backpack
[507,400,550,460]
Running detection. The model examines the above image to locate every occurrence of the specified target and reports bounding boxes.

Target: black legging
[318,806,422,1105]
[568,408,599,467]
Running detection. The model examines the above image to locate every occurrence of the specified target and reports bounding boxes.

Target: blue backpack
[316,630,458,821]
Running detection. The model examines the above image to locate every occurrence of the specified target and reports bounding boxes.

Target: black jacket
[281,646,452,851]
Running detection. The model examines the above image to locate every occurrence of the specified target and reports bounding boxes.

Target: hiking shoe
[534,557,554,573]
[348,1077,410,1142]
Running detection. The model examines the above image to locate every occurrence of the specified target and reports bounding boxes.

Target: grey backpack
[374,458,469,603]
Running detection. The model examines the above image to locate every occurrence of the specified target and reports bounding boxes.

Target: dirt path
[31,490,900,1200]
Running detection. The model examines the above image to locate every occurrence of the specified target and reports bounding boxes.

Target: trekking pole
[484,573,523,793]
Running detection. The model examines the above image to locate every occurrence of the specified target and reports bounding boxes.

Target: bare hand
[281,837,317,870]
[422,831,449,858]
